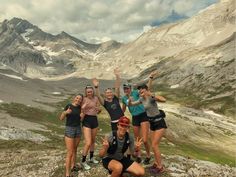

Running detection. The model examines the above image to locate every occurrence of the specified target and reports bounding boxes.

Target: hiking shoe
[148,163,157,170]
[89,157,99,164]
[143,157,151,165]
[71,164,81,172]
[81,162,91,170]
[136,157,142,163]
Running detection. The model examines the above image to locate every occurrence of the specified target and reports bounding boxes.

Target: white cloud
[0,0,218,43]
[89,36,112,44]
[143,25,153,33]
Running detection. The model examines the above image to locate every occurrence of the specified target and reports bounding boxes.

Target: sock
[82,155,86,162]
[90,151,94,159]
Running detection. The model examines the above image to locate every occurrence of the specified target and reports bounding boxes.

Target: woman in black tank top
[92,68,124,131]
[59,94,83,177]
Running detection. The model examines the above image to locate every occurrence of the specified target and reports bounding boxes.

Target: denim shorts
[65,126,81,138]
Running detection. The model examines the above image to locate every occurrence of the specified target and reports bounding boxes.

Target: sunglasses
[85,85,93,89]
[105,88,113,91]
[123,87,130,90]
[123,83,131,87]
[119,124,130,128]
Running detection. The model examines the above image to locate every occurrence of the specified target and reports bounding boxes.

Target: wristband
[149,76,154,79]
[94,86,98,88]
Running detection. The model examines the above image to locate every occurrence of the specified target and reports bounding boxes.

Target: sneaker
[71,164,81,172]
[89,157,99,164]
[81,162,91,170]
[148,163,157,170]
[136,157,142,163]
[143,157,151,165]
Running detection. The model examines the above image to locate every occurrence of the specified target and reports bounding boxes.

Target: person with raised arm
[128,83,167,174]
[80,85,101,170]
[92,68,124,132]
[121,71,158,164]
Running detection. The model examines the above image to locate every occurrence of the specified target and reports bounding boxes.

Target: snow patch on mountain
[34,45,59,56]
[0,73,27,81]
[21,28,34,41]
[171,84,180,89]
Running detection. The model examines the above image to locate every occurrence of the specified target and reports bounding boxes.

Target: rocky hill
[0,0,234,81]
[76,0,235,78]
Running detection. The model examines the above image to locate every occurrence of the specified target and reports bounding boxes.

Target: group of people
[59,69,167,177]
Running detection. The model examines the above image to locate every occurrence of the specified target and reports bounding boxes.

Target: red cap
[118,116,130,126]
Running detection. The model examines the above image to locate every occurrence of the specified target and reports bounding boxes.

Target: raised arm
[114,68,121,98]
[131,70,158,90]
[95,97,102,114]
[155,95,166,102]
[147,91,166,102]
[92,78,105,105]
[122,103,127,112]
[147,71,158,91]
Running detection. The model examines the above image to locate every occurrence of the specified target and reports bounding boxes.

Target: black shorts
[132,112,149,126]
[149,117,167,131]
[82,115,98,129]
[102,156,134,174]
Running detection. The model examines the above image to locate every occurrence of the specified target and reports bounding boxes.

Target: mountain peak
[9,17,33,27]
[57,31,71,38]
[9,17,35,34]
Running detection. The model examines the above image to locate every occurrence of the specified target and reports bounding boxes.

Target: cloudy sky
[0,0,218,43]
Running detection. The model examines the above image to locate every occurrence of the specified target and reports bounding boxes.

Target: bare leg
[71,136,80,168]
[133,126,141,156]
[65,136,75,176]
[151,128,165,168]
[140,121,150,158]
[90,127,98,152]
[126,161,145,176]
[108,160,123,177]
[82,127,92,157]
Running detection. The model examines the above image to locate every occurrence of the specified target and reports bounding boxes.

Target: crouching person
[99,116,145,177]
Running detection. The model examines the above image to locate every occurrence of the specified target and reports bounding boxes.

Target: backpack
[107,131,130,154]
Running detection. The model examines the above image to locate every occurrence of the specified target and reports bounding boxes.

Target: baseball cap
[118,116,130,127]
[137,84,148,90]
[123,83,131,89]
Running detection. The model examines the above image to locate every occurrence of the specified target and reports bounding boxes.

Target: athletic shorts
[132,112,149,126]
[102,156,134,174]
[148,116,167,131]
[65,126,81,138]
[82,115,98,129]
